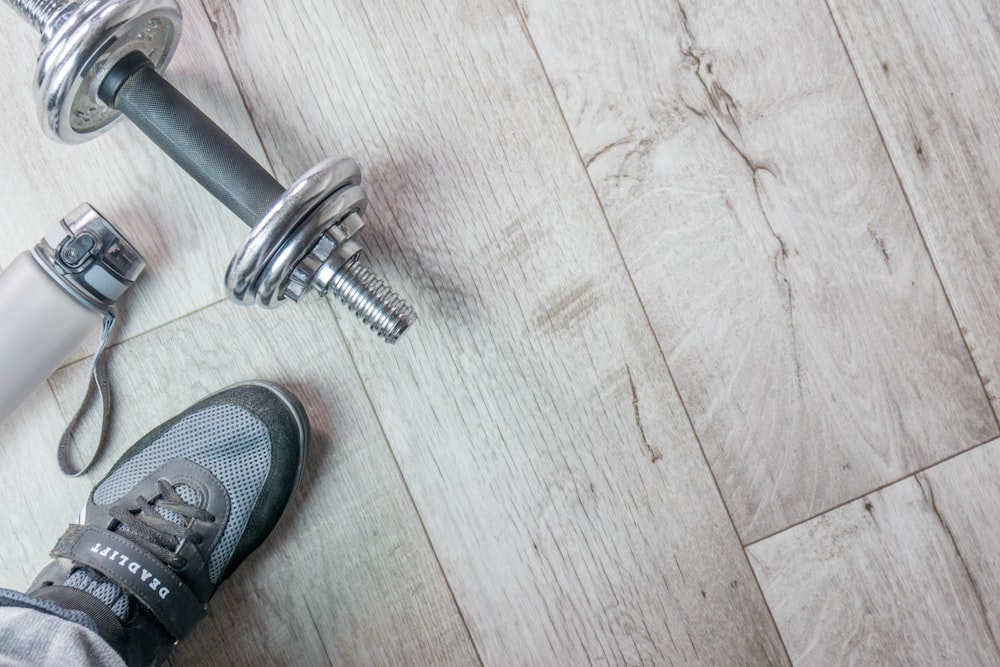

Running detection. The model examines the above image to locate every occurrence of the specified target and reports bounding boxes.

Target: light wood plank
[829,1,1000,409]
[749,440,1000,665]
[36,299,479,666]
[518,0,997,542]
[0,0,267,351]
[0,378,95,589]
[204,0,790,664]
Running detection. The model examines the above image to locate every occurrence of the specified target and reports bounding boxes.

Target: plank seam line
[192,5,486,661]
[824,0,1000,431]
[196,0,281,179]
[322,301,486,667]
[512,0,792,662]
[744,433,998,548]
[47,296,228,380]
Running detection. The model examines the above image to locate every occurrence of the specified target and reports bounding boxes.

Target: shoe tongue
[155,483,203,527]
[65,488,203,624]
[115,483,204,539]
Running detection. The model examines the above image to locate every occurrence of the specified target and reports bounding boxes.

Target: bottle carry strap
[57,309,116,477]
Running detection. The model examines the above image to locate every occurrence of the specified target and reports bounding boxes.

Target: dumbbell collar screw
[6,0,417,342]
[284,215,365,303]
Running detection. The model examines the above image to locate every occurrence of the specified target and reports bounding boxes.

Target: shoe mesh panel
[93,404,271,583]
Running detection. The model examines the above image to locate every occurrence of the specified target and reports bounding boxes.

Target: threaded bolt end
[329,257,416,343]
[5,0,68,33]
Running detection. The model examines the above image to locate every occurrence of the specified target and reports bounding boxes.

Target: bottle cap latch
[31,204,146,477]
[34,204,146,310]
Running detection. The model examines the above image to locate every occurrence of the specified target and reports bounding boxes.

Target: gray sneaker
[27,381,310,666]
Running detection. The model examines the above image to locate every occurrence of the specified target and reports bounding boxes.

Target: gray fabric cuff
[0,587,101,636]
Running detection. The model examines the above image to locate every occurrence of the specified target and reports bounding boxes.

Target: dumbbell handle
[100,53,285,228]
[5,1,416,341]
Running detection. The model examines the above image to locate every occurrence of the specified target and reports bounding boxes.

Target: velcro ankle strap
[52,524,207,640]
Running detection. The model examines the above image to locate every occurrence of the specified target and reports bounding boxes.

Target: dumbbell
[5,0,415,342]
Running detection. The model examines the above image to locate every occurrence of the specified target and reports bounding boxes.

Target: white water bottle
[0,204,145,424]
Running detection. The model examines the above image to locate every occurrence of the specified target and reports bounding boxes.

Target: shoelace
[109,479,215,569]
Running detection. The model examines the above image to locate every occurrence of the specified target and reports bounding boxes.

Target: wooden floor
[0,0,998,664]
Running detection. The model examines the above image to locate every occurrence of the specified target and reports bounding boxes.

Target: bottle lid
[33,204,146,311]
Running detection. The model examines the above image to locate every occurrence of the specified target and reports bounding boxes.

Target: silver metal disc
[34,0,182,143]
[225,156,364,306]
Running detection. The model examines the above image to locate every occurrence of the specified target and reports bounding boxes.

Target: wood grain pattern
[0,379,95,589]
[203,0,789,663]
[44,299,479,666]
[3,0,997,664]
[0,0,267,350]
[749,439,1000,665]
[829,1,1000,409]
[518,0,997,542]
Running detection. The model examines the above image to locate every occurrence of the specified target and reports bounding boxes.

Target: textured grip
[104,58,285,227]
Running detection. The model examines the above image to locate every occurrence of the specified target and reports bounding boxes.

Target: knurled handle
[100,52,285,227]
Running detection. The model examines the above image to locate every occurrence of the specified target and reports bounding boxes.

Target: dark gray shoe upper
[89,381,309,586]
[29,381,310,666]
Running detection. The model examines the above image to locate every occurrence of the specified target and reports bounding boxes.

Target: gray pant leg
[0,589,124,667]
